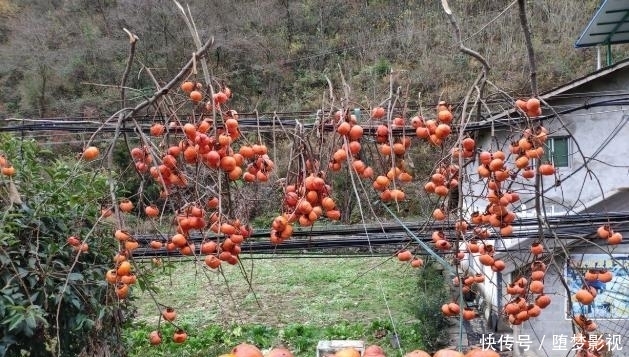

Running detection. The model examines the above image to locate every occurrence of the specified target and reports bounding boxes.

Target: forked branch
[129,37,214,116]
[441,0,491,74]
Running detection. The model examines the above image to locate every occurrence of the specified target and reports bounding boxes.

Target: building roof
[575,0,629,48]
[581,188,629,213]
[464,0,629,132]
[464,57,629,131]
[540,56,629,98]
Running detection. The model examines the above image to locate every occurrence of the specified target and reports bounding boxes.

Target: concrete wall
[466,67,629,217]
[467,108,629,219]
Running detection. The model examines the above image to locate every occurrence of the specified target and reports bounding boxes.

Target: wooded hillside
[0,0,626,118]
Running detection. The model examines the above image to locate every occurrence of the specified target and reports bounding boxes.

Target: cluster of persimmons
[66,79,623,353]
[269,101,457,244]
[271,171,340,244]
[577,222,624,321]
[430,100,622,356]
[0,154,16,177]
[78,82,282,344]
[435,110,557,325]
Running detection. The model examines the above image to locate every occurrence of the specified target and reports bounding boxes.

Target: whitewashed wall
[461,69,629,357]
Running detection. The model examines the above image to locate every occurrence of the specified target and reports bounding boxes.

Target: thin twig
[463,0,518,42]
[130,38,214,116]
[518,0,538,96]
[121,28,139,108]
[441,0,491,74]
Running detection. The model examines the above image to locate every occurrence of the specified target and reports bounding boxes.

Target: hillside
[1,0,628,118]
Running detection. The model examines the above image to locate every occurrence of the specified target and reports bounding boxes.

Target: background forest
[1,0,628,119]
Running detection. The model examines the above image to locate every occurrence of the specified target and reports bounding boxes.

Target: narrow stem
[518,0,538,96]
[120,29,138,107]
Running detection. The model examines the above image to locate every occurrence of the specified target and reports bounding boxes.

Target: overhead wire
[3,94,629,137]
[129,212,629,259]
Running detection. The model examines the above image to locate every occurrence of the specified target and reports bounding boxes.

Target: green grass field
[125,255,452,357]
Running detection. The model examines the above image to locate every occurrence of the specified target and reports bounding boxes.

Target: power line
[4,94,629,137]
[129,212,629,259]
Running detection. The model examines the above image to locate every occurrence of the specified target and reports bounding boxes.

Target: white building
[460,58,629,356]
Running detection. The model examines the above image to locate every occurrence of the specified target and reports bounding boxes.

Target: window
[544,136,570,167]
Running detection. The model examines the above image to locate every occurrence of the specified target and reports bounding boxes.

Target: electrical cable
[129,212,629,259]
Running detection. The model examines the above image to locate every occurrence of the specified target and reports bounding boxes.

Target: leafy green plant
[281,324,320,354]
[124,319,432,357]
[0,134,125,356]
[373,58,392,78]
[244,324,276,348]
[410,261,452,351]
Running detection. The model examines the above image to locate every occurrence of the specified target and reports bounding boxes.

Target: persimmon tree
[432,2,627,357]
[2,1,627,357]
[69,3,624,355]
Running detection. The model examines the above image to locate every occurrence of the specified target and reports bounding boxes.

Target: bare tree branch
[518,0,538,96]
[120,28,139,108]
[441,0,491,74]
[130,37,214,116]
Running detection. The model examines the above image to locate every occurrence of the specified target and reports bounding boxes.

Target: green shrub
[0,134,125,356]
[411,262,452,351]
